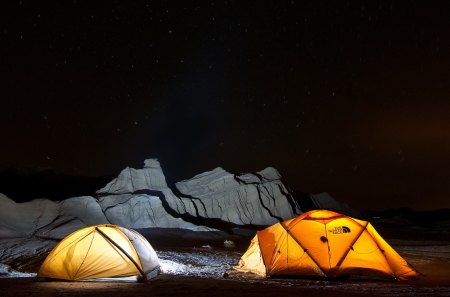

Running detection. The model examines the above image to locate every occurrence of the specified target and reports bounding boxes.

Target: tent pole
[95,227,146,278]
[331,221,369,276]
[280,223,327,277]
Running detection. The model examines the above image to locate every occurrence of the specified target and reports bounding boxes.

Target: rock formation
[0,158,356,242]
[175,166,301,226]
[0,159,306,242]
[98,193,213,231]
[96,159,301,228]
[0,194,109,239]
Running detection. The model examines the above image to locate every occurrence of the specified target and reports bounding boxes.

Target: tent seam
[324,223,332,271]
[73,231,96,280]
[279,223,327,277]
[95,226,145,277]
[44,230,94,265]
[267,224,285,273]
[333,221,369,276]
[119,227,146,277]
[365,223,397,279]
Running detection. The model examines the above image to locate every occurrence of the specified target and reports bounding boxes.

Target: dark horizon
[2,1,450,211]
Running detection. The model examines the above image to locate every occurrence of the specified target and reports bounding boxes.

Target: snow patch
[0,263,35,278]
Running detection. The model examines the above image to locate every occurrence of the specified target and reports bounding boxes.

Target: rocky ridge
[0,159,306,240]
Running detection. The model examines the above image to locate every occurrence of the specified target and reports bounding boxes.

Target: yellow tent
[235,210,419,280]
[38,224,160,281]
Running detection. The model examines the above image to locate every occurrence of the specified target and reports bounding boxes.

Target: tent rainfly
[38,224,160,281]
[234,209,419,280]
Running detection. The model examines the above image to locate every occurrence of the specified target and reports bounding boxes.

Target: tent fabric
[234,209,419,280]
[38,224,160,281]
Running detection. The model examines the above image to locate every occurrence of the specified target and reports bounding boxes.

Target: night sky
[1,1,450,211]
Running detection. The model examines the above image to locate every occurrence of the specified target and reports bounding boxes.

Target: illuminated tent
[234,210,419,280]
[38,224,160,281]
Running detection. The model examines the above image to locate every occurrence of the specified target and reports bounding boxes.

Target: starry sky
[1,1,450,211]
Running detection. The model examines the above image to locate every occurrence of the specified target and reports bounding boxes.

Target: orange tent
[234,210,419,280]
[38,224,160,281]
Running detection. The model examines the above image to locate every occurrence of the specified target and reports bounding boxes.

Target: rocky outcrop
[0,194,59,238]
[97,159,301,227]
[175,167,301,226]
[96,159,214,231]
[97,159,170,196]
[98,193,212,231]
[37,196,110,239]
[0,193,109,239]
[1,158,356,242]
[2,158,297,240]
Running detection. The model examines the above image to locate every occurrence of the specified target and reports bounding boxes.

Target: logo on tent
[328,226,351,234]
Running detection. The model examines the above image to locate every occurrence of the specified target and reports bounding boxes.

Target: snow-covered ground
[0,263,35,278]
[159,246,240,277]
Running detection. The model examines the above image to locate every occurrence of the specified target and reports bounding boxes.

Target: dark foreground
[1,222,450,297]
[1,240,450,297]
[0,272,450,297]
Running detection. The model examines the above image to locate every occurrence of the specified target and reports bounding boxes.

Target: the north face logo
[328,226,351,234]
